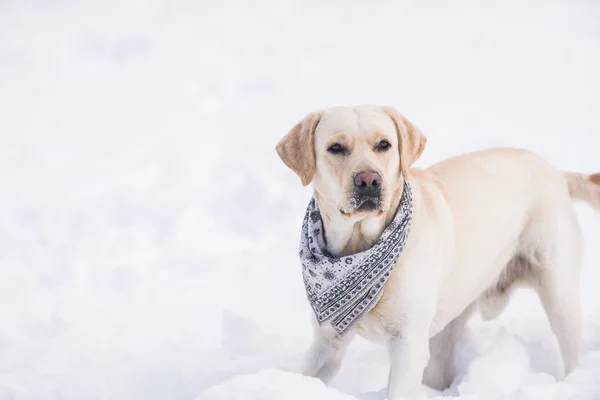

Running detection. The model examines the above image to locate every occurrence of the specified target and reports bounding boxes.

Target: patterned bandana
[299,182,413,336]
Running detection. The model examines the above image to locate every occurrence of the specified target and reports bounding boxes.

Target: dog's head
[276,105,426,217]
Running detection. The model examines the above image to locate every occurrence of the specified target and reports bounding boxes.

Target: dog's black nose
[354,171,382,194]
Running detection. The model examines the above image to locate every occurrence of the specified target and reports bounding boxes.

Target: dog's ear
[383,107,427,180]
[276,112,323,186]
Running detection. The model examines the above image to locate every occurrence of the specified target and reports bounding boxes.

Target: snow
[196,369,357,400]
[1,0,599,399]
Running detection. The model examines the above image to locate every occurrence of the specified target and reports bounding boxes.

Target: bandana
[299,182,413,335]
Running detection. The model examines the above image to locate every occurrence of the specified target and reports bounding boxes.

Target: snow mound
[196,369,356,400]
[456,328,531,398]
[451,324,600,400]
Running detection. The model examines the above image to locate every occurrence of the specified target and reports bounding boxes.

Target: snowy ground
[1,0,600,399]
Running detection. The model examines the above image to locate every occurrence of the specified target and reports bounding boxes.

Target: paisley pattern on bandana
[299,182,413,335]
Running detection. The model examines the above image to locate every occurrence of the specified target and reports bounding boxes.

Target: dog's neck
[314,184,405,257]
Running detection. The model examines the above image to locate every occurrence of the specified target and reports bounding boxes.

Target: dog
[275,104,600,400]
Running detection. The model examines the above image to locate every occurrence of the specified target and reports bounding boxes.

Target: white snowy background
[1,0,599,399]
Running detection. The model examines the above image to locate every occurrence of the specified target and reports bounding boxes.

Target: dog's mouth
[340,196,383,215]
[356,199,380,211]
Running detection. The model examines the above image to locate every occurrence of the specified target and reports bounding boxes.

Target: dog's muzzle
[352,171,382,211]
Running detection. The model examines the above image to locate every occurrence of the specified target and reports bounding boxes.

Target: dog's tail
[566,171,600,210]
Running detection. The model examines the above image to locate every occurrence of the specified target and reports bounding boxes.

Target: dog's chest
[326,215,406,341]
[353,308,390,344]
[353,262,406,343]
[328,217,385,256]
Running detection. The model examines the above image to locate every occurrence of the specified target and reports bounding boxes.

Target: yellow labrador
[276,104,600,400]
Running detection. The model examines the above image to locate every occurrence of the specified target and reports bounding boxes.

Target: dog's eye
[377,140,391,151]
[327,143,346,154]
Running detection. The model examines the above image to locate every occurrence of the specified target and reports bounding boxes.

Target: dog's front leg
[386,327,430,400]
[300,323,355,385]
[383,275,439,400]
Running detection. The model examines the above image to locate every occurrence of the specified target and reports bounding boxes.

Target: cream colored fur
[276,104,600,400]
